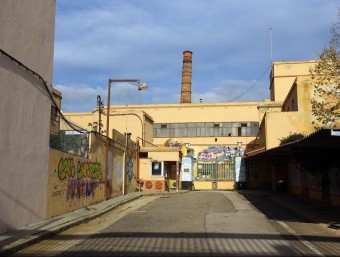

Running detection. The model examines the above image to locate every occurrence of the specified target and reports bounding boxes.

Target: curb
[0,194,142,257]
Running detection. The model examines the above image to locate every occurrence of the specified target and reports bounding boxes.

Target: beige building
[63,50,326,192]
[0,0,56,233]
[257,61,317,150]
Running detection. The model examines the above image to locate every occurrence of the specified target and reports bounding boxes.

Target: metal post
[104,79,111,200]
[176,161,179,192]
[104,79,147,200]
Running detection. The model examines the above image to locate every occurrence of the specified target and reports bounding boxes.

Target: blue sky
[53,0,339,112]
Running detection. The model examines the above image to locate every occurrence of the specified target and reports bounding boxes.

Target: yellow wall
[109,102,259,123]
[47,148,104,218]
[255,61,318,151]
[63,102,261,162]
[63,110,154,146]
[264,112,314,149]
[272,77,296,102]
[61,61,319,154]
[60,60,322,193]
[138,158,174,192]
[270,61,316,102]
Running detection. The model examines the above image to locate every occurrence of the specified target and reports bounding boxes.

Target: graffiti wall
[109,129,137,197]
[197,145,245,162]
[46,149,104,218]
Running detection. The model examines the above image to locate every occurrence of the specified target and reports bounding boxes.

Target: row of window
[153,122,259,137]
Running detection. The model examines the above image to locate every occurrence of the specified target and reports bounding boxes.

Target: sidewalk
[0,190,187,256]
[238,190,340,228]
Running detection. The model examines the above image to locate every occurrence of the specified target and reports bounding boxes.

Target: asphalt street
[9,191,340,257]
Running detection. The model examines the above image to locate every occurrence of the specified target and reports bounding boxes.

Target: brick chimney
[180,50,193,103]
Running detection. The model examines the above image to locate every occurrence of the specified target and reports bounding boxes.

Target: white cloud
[53,0,339,112]
[54,82,152,112]
[54,84,105,112]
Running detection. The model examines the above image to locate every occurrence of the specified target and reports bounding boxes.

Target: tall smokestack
[180,50,192,103]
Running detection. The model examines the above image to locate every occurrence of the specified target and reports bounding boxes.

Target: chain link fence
[49,101,90,158]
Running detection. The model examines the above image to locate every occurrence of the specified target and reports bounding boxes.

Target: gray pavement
[1,189,339,256]
[206,192,300,256]
[0,191,186,256]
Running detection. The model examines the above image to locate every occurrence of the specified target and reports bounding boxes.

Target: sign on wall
[235,157,246,182]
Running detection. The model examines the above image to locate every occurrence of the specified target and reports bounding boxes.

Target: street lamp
[97,95,104,134]
[104,79,148,200]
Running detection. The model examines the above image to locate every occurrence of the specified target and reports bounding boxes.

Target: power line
[227,65,271,102]
[0,48,87,133]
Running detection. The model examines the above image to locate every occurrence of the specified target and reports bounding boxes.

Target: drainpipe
[136,138,141,192]
[176,161,179,192]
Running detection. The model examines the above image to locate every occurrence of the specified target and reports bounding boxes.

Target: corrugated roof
[246,128,340,159]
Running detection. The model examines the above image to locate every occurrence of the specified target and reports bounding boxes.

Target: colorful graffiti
[197,145,246,162]
[54,157,103,201]
[115,162,123,185]
[127,155,134,184]
[66,179,98,201]
[57,158,103,181]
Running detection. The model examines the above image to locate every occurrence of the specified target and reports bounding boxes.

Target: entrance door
[195,161,235,190]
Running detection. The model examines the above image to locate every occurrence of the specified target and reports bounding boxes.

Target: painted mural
[197,145,245,162]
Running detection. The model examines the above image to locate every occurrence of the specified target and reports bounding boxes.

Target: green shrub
[279,132,305,145]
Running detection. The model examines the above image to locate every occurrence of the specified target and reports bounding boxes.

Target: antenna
[269,27,273,63]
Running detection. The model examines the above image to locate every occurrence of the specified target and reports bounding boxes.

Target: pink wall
[0,0,55,233]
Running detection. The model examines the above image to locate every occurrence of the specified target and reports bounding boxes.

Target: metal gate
[194,160,235,190]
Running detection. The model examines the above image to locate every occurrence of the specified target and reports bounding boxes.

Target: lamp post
[104,79,147,200]
[97,95,104,134]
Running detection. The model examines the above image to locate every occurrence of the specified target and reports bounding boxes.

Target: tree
[279,132,305,145]
[310,16,340,128]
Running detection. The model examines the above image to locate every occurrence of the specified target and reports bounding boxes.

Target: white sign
[181,157,193,181]
[235,157,246,182]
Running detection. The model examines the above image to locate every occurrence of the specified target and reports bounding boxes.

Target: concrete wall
[0,0,55,233]
[64,110,154,147]
[270,61,315,102]
[47,148,104,218]
[139,148,181,192]
[290,164,340,206]
[0,0,55,85]
[110,130,138,196]
[63,102,260,159]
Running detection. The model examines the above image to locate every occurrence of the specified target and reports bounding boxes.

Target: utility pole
[97,95,104,134]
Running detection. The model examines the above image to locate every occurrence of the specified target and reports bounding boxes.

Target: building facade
[0,0,56,233]
[63,58,335,194]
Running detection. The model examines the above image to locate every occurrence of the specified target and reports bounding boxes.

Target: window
[153,122,259,137]
[151,162,163,176]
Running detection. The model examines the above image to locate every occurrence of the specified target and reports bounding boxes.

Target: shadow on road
[238,190,340,225]
[9,231,340,257]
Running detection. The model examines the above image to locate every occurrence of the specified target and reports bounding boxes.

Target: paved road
[239,191,340,257]
[10,191,339,257]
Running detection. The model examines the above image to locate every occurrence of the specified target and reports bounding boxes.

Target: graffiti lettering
[197,153,216,161]
[57,158,76,180]
[77,161,103,180]
[166,143,182,147]
[198,145,246,161]
[207,146,225,154]
[56,158,103,181]
[66,179,98,201]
